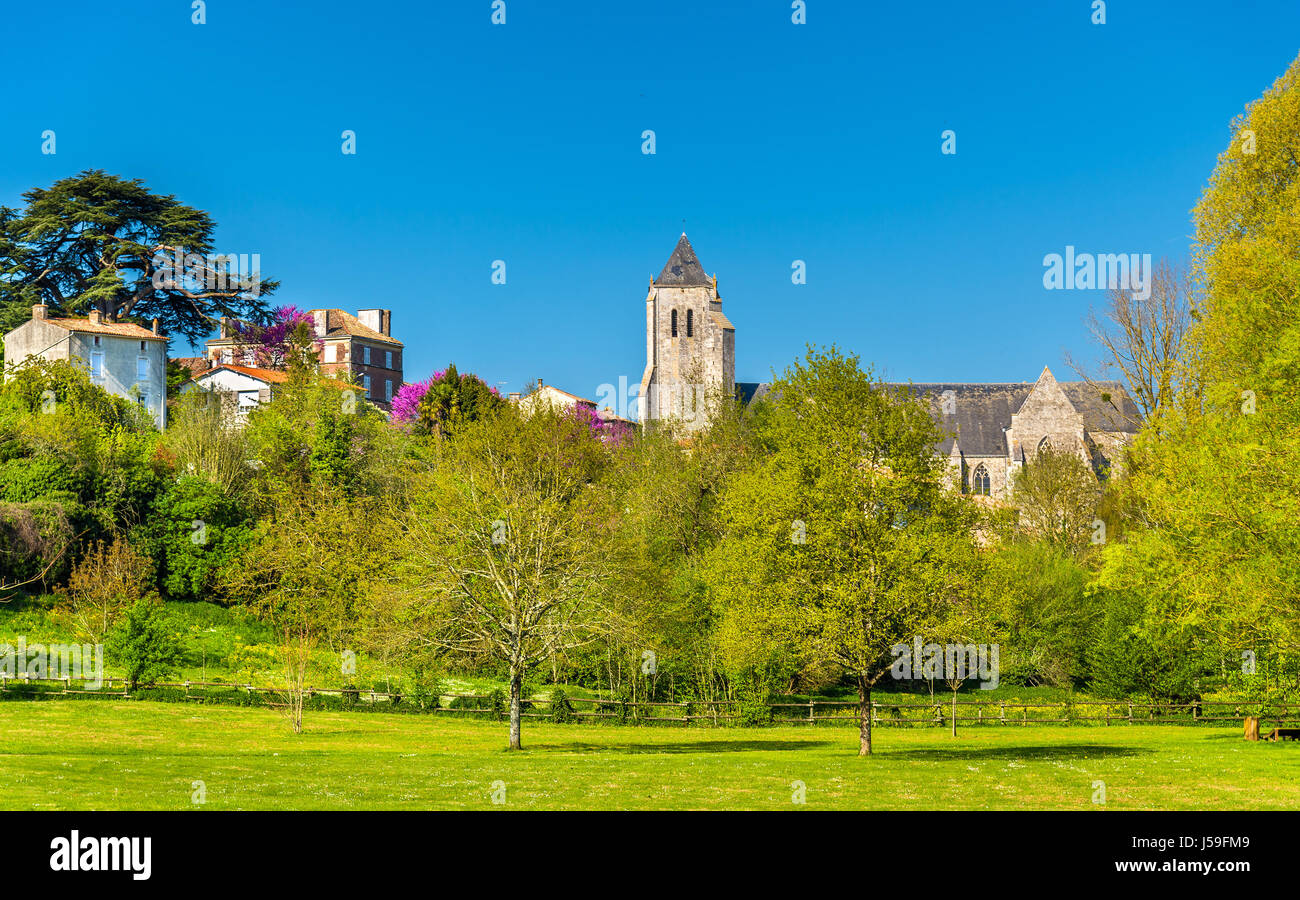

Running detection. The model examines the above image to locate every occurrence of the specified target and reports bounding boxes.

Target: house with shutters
[2,304,168,429]
[196,306,403,410]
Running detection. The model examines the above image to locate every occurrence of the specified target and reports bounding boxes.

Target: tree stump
[1244,716,1260,741]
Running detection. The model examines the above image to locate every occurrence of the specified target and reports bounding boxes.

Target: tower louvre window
[686,309,693,337]
[670,309,678,337]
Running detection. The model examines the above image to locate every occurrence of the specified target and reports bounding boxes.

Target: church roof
[905,383,1032,456]
[1059,381,1142,433]
[738,378,1142,457]
[655,234,713,287]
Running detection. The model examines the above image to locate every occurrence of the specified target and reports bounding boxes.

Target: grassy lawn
[1,701,1298,810]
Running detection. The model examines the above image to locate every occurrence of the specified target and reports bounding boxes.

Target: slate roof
[904,383,1032,456]
[737,379,1142,456]
[1059,381,1142,433]
[655,234,713,287]
[735,382,771,405]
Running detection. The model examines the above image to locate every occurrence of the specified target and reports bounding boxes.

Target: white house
[2,304,169,429]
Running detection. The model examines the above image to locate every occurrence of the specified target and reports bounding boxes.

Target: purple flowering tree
[233,305,320,369]
[391,371,442,425]
[566,403,634,447]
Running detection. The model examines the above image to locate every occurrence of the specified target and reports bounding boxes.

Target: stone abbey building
[637,234,1142,499]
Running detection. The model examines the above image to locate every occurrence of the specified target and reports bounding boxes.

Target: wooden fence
[2,674,1296,728]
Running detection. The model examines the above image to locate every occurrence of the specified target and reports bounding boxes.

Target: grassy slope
[2,702,1297,810]
[0,595,1108,704]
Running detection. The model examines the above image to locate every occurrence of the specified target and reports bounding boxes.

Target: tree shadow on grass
[527,740,835,755]
[891,744,1151,761]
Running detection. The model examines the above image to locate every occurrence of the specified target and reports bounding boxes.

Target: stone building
[202,307,403,409]
[2,304,168,429]
[635,235,1141,496]
[638,234,735,430]
[907,367,1141,500]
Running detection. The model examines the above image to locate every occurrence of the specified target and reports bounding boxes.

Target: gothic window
[972,464,991,496]
[671,309,678,337]
[686,309,694,337]
[1037,436,1052,455]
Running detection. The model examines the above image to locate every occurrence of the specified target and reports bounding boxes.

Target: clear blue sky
[2,1,1296,405]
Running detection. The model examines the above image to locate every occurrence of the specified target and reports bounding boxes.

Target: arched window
[686,309,694,337]
[670,309,678,337]
[972,464,991,496]
[1037,435,1052,456]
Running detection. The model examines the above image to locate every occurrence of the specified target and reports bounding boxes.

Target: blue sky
[2,1,1296,406]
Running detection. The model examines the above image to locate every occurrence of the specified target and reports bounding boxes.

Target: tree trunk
[857,677,872,756]
[951,689,958,737]
[508,666,523,750]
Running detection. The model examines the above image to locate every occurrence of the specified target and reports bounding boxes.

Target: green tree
[983,540,1096,687]
[243,372,405,499]
[1096,52,1300,662]
[147,476,252,600]
[1009,445,1102,557]
[221,488,393,732]
[704,347,983,755]
[396,404,620,750]
[0,170,276,350]
[415,364,504,435]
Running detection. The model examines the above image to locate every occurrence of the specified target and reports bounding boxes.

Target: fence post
[871,700,878,726]
[808,699,815,725]
[999,701,1005,725]
[1022,705,1028,726]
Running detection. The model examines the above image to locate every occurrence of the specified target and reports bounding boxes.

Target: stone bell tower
[638,234,735,430]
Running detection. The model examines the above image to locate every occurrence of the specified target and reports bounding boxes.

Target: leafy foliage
[0,170,276,349]
[108,598,184,690]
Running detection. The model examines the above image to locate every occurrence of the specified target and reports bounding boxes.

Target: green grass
[2,701,1298,810]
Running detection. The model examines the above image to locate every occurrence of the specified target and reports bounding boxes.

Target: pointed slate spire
[655,233,712,286]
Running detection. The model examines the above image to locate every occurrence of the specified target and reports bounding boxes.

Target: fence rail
[1,673,1295,728]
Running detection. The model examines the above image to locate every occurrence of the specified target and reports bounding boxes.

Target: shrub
[0,501,76,586]
[549,688,575,723]
[65,536,151,643]
[108,598,184,690]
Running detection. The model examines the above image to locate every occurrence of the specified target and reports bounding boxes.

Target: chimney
[32,304,47,321]
[356,309,385,334]
[218,316,232,339]
[381,309,391,336]
[151,318,160,335]
[312,309,328,338]
[88,309,102,325]
[508,392,521,402]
